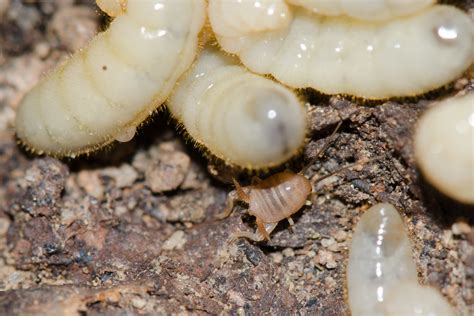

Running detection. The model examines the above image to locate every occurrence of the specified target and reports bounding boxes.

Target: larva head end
[414,93,474,204]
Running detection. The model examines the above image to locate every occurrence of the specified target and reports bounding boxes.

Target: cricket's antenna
[311,153,388,185]
[300,108,344,175]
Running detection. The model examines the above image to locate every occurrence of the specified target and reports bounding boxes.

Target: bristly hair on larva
[15,0,206,158]
[209,1,474,99]
[208,0,293,38]
[167,46,308,169]
[14,0,473,175]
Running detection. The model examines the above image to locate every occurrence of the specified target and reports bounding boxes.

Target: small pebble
[451,221,471,236]
[282,248,295,257]
[314,249,337,269]
[145,145,191,193]
[77,170,104,200]
[162,231,187,251]
[0,217,10,236]
[101,164,138,188]
[270,253,283,264]
[334,230,348,242]
[131,297,147,310]
[227,290,246,307]
[34,42,50,59]
[50,6,98,52]
[321,238,336,248]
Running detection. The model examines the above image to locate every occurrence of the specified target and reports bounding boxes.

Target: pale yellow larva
[209,3,474,99]
[167,47,307,169]
[15,0,206,157]
[348,203,457,316]
[414,93,474,204]
[287,0,434,21]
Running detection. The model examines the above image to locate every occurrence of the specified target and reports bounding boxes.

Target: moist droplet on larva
[436,25,458,40]
[114,125,136,143]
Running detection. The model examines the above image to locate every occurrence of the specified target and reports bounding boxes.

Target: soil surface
[0,1,473,315]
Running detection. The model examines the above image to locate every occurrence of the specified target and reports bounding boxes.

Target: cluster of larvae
[16,0,207,157]
[347,203,457,316]
[14,0,474,170]
[11,2,472,313]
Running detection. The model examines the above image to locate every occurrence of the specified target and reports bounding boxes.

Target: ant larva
[168,47,307,169]
[15,0,473,176]
[210,1,474,99]
[347,203,457,316]
[15,0,206,157]
[414,92,474,204]
[218,120,385,242]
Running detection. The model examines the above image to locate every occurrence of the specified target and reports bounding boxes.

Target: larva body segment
[167,48,307,169]
[414,93,474,204]
[287,0,434,21]
[208,0,292,38]
[210,5,474,99]
[15,0,206,157]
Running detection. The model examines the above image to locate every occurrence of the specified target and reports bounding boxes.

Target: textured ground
[0,1,473,315]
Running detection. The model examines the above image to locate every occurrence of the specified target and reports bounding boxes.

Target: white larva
[167,47,307,169]
[347,203,456,316]
[414,93,474,204]
[382,281,457,316]
[286,0,434,21]
[209,3,474,99]
[15,0,206,157]
[347,203,418,316]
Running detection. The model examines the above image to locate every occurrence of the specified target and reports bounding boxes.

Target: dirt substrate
[0,1,473,315]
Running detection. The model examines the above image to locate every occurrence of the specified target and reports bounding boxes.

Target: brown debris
[100,164,138,189]
[0,1,42,55]
[0,282,156,316]
[139,141,192,193]
[8,157,68,217]
[49,6,98,52]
